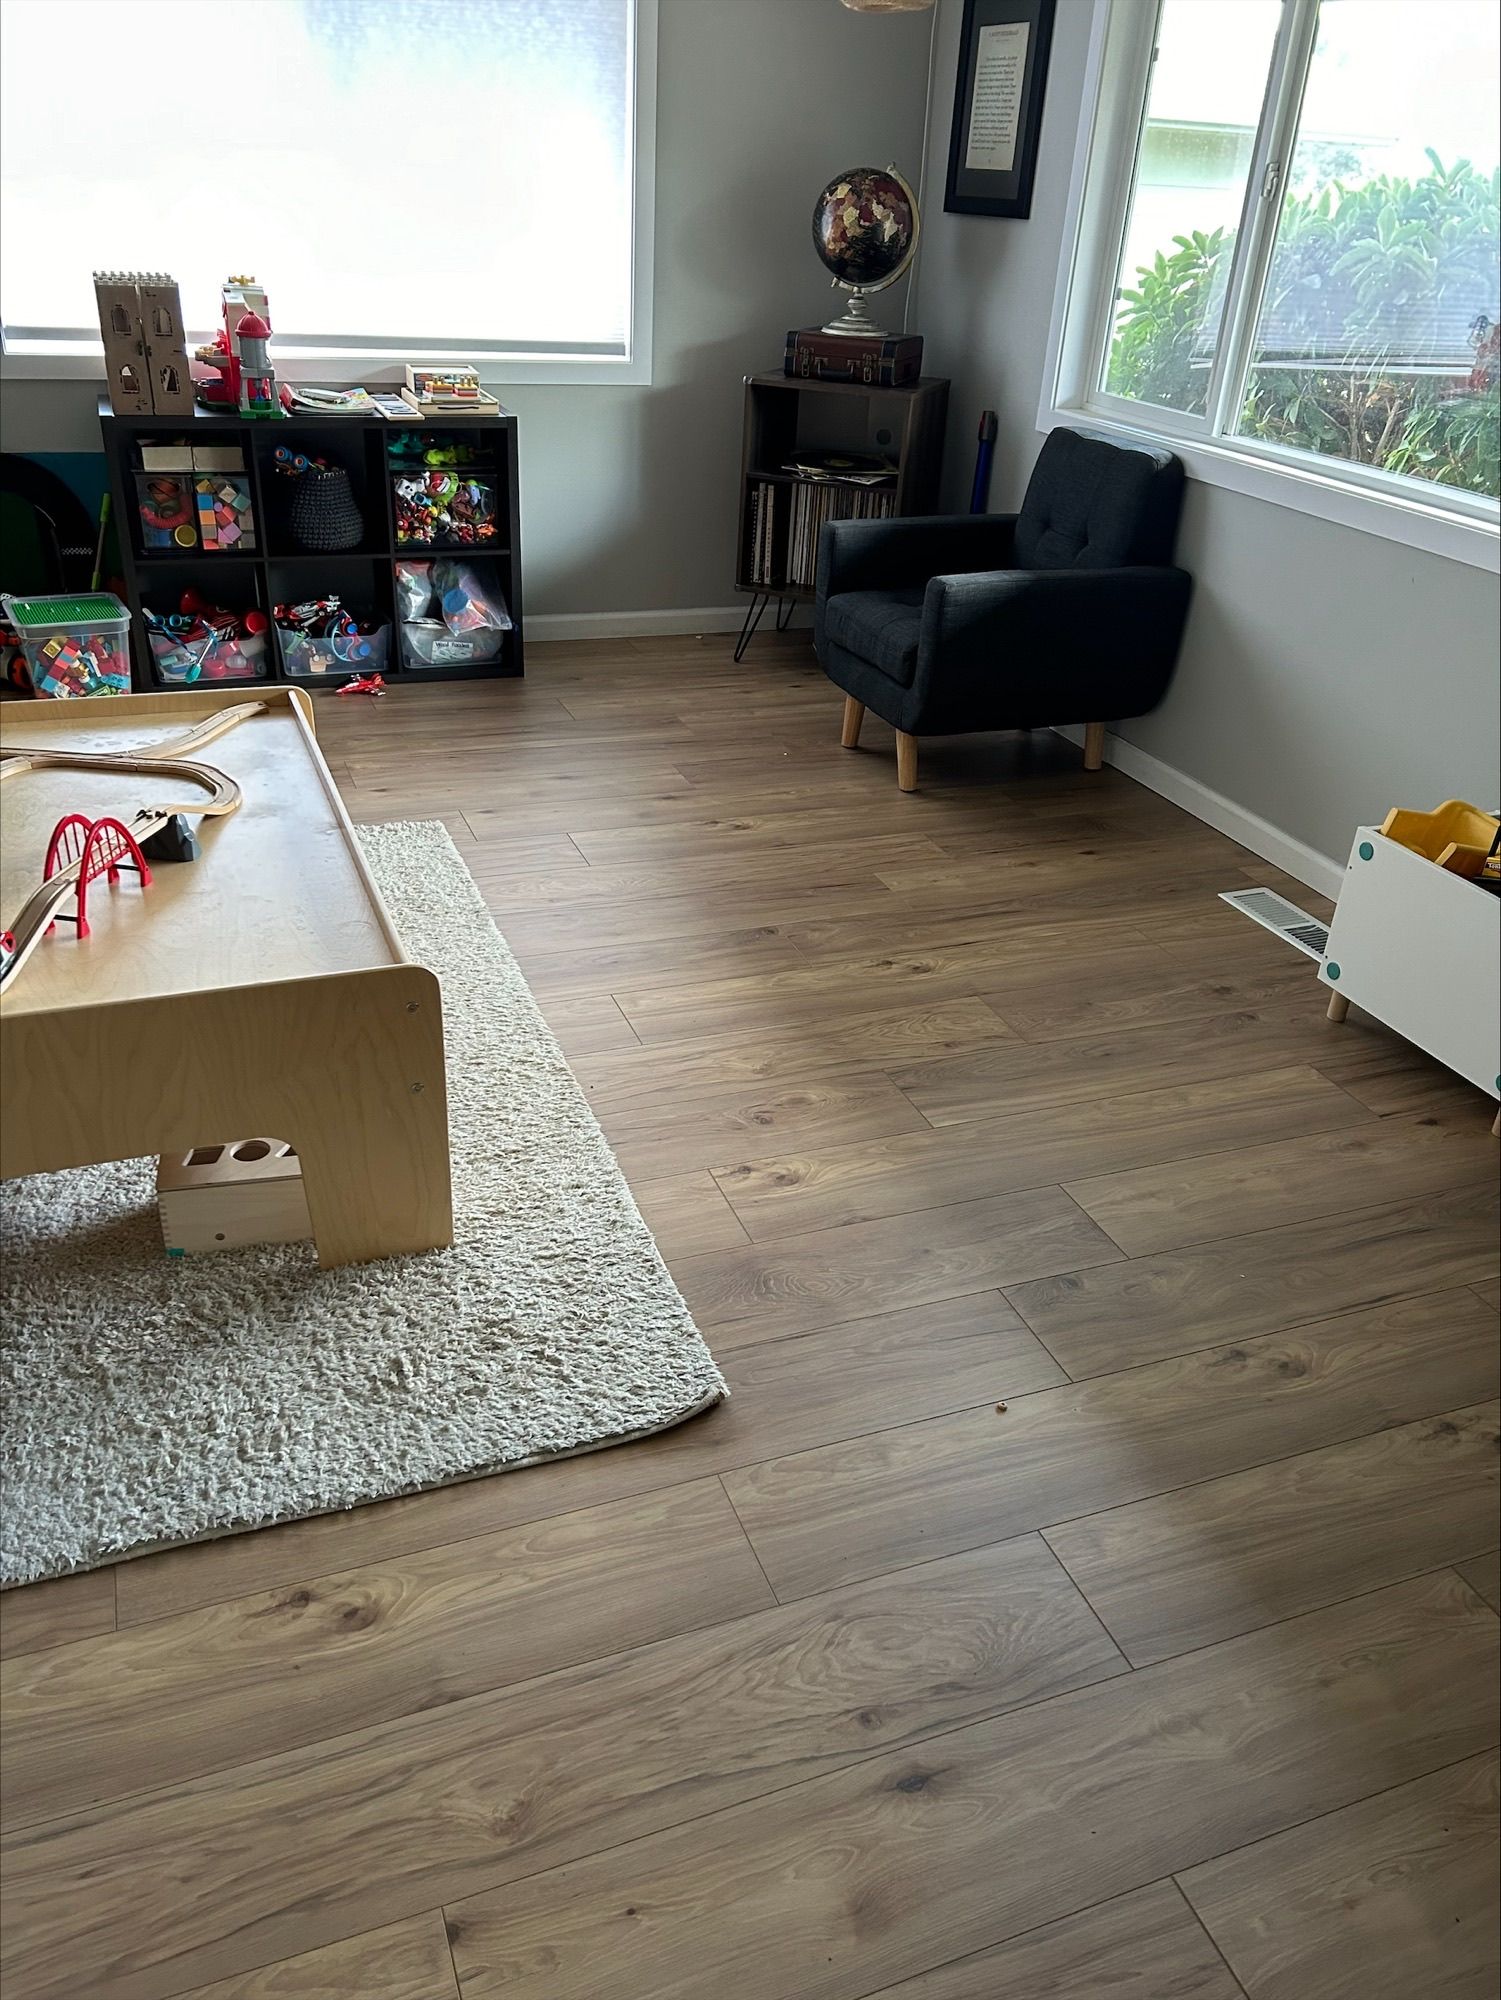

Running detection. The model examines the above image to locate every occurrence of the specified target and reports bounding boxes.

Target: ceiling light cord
[903,2,941,335]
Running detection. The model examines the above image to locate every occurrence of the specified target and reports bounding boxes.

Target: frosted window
[0,0,636,356]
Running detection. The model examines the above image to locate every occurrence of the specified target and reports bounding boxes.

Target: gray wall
[912,0,1500,869]
[0,0,931,623]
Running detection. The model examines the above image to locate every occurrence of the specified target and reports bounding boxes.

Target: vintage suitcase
[783,328,923,387]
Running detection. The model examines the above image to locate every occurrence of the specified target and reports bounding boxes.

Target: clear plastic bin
[135,472,198,551]
[1,591,132,697]
[399,619,505,670]
[391,472,499,548]
[278,623,390,680]
[194,473,257,552]
[147,626,269,685]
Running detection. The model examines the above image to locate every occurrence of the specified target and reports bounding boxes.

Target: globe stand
[821,285,893,339]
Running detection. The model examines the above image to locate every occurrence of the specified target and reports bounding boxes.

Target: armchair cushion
[902,564,1191,735]
[822,587,926,688]
[1015,428,1185,571]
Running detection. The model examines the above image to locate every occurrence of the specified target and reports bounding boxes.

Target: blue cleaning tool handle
[970,409,998,514]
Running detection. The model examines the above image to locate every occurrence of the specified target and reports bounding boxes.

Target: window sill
[1041,398,1499,574]
[0,347,654,391]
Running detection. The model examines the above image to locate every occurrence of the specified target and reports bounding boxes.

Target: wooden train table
[0,687,452,1268]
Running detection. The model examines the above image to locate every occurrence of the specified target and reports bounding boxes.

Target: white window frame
[0,0,657,392]
[1039,0,1500,574]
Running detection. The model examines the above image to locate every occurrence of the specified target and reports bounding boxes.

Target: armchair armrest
[817,513,1018,600]
[914,565,1193,730]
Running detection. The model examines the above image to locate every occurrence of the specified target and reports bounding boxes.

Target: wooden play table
[0,687,452,1268]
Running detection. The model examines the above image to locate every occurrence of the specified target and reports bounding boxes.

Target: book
[284,383,376,414]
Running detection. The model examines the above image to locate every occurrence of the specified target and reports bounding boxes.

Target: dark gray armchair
[814,427,1192,791]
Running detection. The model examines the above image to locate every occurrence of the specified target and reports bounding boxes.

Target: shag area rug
[0,820,725,1586]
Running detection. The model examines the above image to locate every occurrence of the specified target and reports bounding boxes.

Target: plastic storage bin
[194,473,257,552]
[278,622,390,680]
[392,472,498,548]
[147,625,269,685]
[135,472,199,551]
[399,619,505,670]
[1,591,133,697]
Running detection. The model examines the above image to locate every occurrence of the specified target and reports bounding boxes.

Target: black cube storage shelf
[98,397,525,690]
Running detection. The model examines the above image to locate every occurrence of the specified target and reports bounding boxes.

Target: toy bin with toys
[1,592,133,698]
[396,556,511,671]
[131,437,259,559]
[143,590,270,685]
[135,472,199,551]
[392,470,498,549]
[275,597,391,680]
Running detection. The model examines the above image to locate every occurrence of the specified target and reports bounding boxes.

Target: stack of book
[784,480,894,588]
[746,448,898,592]
[747,481,779,587]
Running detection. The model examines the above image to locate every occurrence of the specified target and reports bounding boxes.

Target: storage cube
[1320,828,1501,1102]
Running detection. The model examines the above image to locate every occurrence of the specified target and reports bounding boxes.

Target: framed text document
[944,0,1056,219]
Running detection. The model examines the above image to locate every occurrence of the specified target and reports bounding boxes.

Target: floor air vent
[1219,887,1330,960]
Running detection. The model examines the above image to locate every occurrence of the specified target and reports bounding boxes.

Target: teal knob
[1358,840,1374,861]
[1326,962,1341,981]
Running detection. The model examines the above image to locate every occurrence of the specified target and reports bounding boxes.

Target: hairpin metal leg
[734,593,769,663]
[774,595,795,632]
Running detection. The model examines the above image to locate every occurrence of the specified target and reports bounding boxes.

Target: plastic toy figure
[234,310,279,419]
[195,277,287,415]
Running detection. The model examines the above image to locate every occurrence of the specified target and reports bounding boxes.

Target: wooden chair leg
[1083,721,1106,771]
[1326,992,1350,1023]
[896,731,918,793]
[840,696,865,749]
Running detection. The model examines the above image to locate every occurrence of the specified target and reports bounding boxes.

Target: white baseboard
[527,604,812,643]
[1052,724,1345,903]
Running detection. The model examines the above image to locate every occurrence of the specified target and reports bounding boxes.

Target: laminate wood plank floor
[1177,1751,1501,2000]
[3,638,1496,2000]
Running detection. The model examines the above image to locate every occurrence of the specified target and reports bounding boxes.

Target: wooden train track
[0,702,264,991]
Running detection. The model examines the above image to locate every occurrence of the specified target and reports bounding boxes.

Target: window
[1049,0,1500,551]
[0,0,654,383]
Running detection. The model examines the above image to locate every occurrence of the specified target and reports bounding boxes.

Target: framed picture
[944,0,1056,220]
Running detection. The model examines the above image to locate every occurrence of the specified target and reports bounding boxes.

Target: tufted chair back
[1014,428,1185,571]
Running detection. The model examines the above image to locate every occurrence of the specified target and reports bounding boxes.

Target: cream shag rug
[0,821,726,1586]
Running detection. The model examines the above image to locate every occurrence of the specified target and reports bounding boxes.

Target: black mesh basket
[289,465,364,552]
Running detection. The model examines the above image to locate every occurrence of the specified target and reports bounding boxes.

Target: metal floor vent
[1219,887,1330,960]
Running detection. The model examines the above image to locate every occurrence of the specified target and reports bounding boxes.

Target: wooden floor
[2,635,1498,2000]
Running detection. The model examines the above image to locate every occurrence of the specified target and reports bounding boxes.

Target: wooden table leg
[1326,992,1350,1023]
[278,967,453,1268]
[2,966,453,1270]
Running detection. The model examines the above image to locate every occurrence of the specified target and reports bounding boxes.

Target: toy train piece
[0,702,262,990]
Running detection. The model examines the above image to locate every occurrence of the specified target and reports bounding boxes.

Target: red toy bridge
[40,814,152,938]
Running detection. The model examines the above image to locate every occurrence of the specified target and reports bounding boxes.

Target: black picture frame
[944,0,1056,220]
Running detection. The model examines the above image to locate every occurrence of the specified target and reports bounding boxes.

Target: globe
[811,164,919,336]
